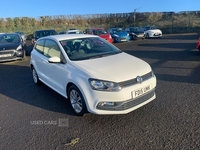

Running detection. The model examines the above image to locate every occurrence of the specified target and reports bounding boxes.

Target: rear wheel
[68,85,87,116]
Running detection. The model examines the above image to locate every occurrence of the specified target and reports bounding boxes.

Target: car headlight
[113,34,119,37]
[16,45,22,51]
[88,78,121,91]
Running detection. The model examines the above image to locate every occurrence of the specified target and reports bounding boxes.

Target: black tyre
[22,49,26,60]
[146,33,149,39]
[68,85,87,116]
[32,67,41,85]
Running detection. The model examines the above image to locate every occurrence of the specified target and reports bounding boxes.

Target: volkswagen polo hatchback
[30,34,156,116]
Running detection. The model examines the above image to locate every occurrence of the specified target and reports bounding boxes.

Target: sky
[0,0,200,18]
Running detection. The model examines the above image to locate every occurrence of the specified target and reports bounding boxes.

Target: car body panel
[31,29,57,44]
[30,34,156,115]
[196,37,200,51]
[66,30,82,34]
[125,27,145,40]
[108,28,130,43]
[141,26,162,38]
[0,33,25,62]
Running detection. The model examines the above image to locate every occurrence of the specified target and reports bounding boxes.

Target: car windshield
[92,29,108,35]
[129,27,141,32]
[0,34,20,44]
[35,30,57,39]
[145,26,157,30]
[60,37,122,61]
[113,28,124,33]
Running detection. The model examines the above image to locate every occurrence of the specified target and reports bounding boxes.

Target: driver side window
[44,40,61,58]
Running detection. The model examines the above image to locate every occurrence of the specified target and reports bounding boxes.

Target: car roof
[91,28,104,30]
[34,29,56,32]
[1,33,19,35]
[39,34,99,41]
[67,29,81,32]
[110,27,122,29]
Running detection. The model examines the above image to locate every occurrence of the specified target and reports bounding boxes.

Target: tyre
[22,49,26,60]
[68,85,87,116]
[32,67,41,85]
[146,33,149,39]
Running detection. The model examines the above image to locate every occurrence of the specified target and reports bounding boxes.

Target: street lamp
[134,9,136,27]
[133,7,141,27]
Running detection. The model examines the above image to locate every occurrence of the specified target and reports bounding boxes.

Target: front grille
[118,72,152,87]
[0,50,18,61]
[153,33,161,36]
[97,89,155,110]
[137,33,144,35]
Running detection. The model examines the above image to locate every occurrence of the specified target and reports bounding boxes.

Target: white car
[141,26,162,38]
[30,34,156,116]
[66,29,82,34]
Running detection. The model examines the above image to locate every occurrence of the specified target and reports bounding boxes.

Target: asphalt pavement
[0,33,200,150]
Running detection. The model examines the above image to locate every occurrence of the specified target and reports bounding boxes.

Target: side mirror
[48,57,61,63]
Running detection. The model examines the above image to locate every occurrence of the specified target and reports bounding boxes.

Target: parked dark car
[125,27,145,40]
[58,31,66,35]
[0,33,26,62]
[15,31,27,43]
[31,29,57,44]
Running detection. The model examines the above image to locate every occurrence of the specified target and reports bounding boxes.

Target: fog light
[98,102,115,107]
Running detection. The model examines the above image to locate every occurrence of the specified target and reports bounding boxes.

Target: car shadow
[0,61,75,116]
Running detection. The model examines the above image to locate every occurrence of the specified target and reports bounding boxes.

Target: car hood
[0,43,20,51]
[114,32,128,37]
[147,29,162,32]
[72,52,151,82]
[99,34,111,39]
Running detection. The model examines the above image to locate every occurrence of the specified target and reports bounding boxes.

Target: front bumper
[105,38,114,43]
[113,36,130,42]
[196,38,200,50]
[83,74,156,115]
[0,50,24,62]
[149,32,162,38]
[136,34,145,38]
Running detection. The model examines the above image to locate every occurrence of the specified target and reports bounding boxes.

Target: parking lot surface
[0,33,200,150]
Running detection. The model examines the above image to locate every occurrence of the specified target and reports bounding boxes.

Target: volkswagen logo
[136,76,143,83]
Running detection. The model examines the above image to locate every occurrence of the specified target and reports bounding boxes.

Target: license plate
[121,39,126,41]
[0,54,12,58]
[132,84,151,98]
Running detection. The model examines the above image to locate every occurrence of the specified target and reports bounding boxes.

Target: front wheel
[22,49,26,60]
[146,33,149,39]
[68,85,87,116]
